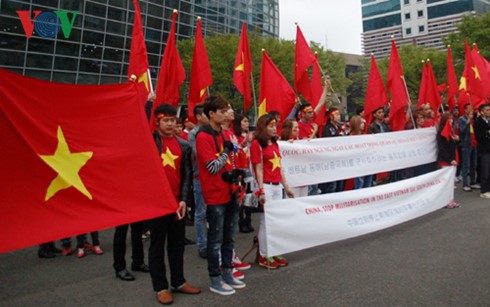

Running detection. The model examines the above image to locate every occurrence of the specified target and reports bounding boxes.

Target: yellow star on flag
[472,66,481,80]
[235,52,245,71]
[161,147,179,169]
[39,126,93,201]
[258,98,267,117]
[137,71,149,91]
[269,151,281,171]
[200,88,207,98]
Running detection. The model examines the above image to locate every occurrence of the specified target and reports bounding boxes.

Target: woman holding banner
[437,113,460,209]
[250,114,294,269]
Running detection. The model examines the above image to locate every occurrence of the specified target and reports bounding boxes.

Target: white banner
[265,167,455,257]
[279,128,437,187]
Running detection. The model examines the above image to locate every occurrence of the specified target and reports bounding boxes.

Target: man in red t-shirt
[298,78,330,139]
[149,104,200,305]
[196,95,245,295]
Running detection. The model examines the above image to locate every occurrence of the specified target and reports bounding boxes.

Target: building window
[418,10,424,17]
[406,27,412,35]
[405,13,411,20]
[419,25,425,32]
[404,0,410,4]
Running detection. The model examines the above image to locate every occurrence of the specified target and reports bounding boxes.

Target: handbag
[240,168,263,212]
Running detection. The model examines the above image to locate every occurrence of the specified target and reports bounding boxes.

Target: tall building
[361,0,490,58]
[0,0,279,85]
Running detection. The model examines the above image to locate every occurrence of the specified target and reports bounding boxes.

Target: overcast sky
[279,0,363,55]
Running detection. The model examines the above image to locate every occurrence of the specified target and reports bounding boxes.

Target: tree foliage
[176,31,349,114]
[444,13,490,72]
[346,13,490,109]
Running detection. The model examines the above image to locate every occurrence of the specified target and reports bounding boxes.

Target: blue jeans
[354,175,374,189]
[461,146,477,187]
[193,179,207,251]
[206,200,239,277]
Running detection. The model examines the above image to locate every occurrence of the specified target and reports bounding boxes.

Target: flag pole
[316,61,342,106]
[401,75,415,129]
[250,71,258,123]
[147,68,154,93]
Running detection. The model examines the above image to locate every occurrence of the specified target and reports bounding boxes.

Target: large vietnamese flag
[258,50,296,118]
[417,61,427,109]
[188,17,213,120]
[0,68,177,253]
[233,22,253,112]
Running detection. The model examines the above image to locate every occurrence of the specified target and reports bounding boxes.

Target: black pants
[113,222,145,272]
[149,214,186,292]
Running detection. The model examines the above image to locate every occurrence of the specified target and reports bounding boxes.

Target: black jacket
[474,116,490,153]
[437,133,456,164]
[152,131,192,204]
[367,121,391,134]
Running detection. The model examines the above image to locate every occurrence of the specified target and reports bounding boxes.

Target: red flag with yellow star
[188,17,213,120]
[447,46,458,110]
[128,0,150,105]
[154,11,186,108]
[294,25,316,102]
[0,68,177,253]
[387,40,409,131]
[233,22,253,112]
[258,50,296,118]
[364,54,389,132]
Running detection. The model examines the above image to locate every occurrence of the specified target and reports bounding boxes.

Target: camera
[221,169,246,184]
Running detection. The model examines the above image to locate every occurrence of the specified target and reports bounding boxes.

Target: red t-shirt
[250,140,282,183]
[236,135,250,169]
[196,129,231,205]
[298,117,317,139]
[160,136,182,200]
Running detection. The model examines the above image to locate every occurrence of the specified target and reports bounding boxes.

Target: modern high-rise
[362,0,490,57]
[0,0,279,85]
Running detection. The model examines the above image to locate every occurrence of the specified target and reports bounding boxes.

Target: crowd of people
[36,80,490,303]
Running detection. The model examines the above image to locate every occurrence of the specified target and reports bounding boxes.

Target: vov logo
[16,10,78,39]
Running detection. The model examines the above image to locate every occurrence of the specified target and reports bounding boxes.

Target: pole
[147,68,154,93]
[250,72,258,124]
[401,76,416,129]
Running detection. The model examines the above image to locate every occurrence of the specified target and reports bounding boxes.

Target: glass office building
[361,0,490,57]
[0,0,279,84]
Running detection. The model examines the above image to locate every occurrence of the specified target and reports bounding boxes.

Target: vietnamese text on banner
[279,128,437,187]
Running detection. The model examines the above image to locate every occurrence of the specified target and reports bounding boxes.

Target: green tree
[176,32,349,115]
[444,12,490,73]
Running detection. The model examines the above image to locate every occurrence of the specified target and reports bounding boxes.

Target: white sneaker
[480,192,490,199]
[463,186,472,192]
[470,183,481,189]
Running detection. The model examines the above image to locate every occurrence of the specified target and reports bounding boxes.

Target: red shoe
[62,247,73,256]
[233,268,245,280]
[92,245,104,255]
[257,255,279,269]
[77,248,85,258]
[273,255,288,267]
[233,255,251,270]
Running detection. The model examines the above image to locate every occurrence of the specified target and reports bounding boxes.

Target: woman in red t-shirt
[250,114,294,270]
[233,114,255,233]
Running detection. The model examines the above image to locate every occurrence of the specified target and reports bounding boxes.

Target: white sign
[279,128,437,187]
[265,167,455,257]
